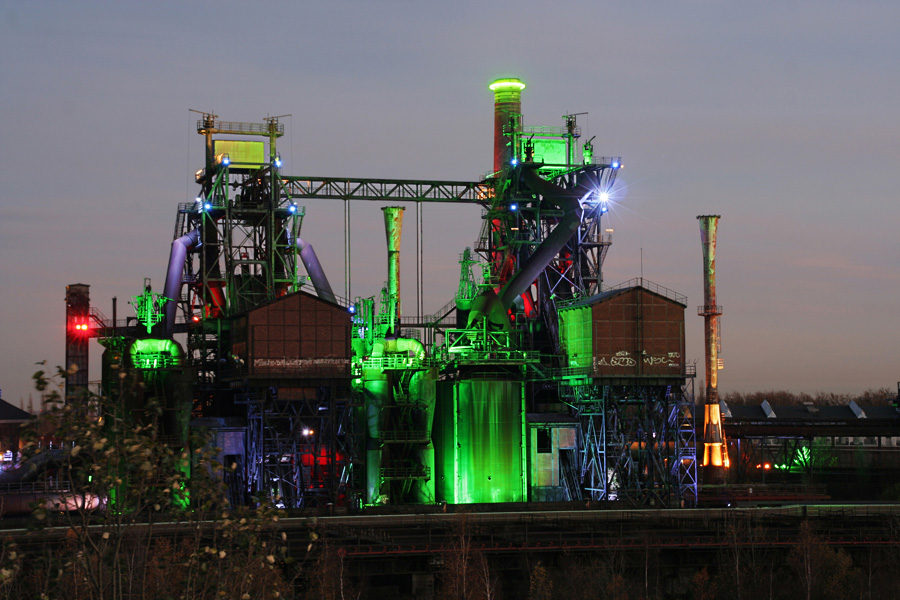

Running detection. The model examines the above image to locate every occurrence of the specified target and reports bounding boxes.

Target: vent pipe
[698,214,729,475]
[382,206,405,336]
[489,78,525,173]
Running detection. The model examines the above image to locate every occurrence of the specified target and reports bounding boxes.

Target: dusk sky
[1,1,898,407]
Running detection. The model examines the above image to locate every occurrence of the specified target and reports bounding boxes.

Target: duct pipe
[382,206,405,336]
[466,168,596,329]
[294,237,336,304]
[360,207,438,504]
[163,229,200,337]
[698,214,729,474]
[489,78,525,173]
[498,168,594,309]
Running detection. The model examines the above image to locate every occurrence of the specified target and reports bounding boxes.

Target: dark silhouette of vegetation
[436,513,499,600]
[0,363,295,599]
[716,387,895,406]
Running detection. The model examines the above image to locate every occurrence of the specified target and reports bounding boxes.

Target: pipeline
[467,166,597,330]
[163,229,200,337]
[498,167,594,308]
[163,228,336,336]
[162,227,226,334]
[294,237,336,304]
[360,207,436,505]
[371,337,426,362]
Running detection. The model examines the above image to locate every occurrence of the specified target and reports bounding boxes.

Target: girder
[282,176,491,204]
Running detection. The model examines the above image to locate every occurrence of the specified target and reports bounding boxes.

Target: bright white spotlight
[599,192,610,203]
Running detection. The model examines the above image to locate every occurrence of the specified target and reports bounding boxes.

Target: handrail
[559,277,687,308]
[608,277,687,304]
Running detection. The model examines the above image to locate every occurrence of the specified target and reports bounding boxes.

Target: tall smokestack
[382,206,405,335]
[698,215,729,478]
[489,78,526,173]
[65,283,91,399]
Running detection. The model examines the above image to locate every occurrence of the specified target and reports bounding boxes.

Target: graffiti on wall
[593,351,681,369]
[253,357,350,369]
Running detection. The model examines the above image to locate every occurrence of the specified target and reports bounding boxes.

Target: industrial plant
[0,76,892,600]
[47,79,899,515]
[49,78,708,512]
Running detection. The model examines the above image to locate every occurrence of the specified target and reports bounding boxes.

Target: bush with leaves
[2,363,294,599]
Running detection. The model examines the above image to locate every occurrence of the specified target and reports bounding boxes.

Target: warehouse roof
[558,277,687,310]
[0,399,33,423]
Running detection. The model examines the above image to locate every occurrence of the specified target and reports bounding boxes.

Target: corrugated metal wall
[591,288,685,376]
[234,291,350,379]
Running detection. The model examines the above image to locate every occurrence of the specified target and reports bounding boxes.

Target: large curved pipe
[370,336,426,361]
[497,168,595,309]
[163,229,201,337]
[295,237,336,304]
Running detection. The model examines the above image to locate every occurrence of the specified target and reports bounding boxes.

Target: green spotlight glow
[489,78,526,92]
[130,338,183,370]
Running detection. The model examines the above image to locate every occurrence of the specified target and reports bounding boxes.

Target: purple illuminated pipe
[163,229,201,337]
[294,237,336,304]
[162,229,336,336]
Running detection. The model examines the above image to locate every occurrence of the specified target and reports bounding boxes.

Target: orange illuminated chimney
[698,215,729,478]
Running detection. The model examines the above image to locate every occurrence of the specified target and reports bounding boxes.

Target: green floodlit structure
[434,380,526,503]
[73,77,699,510]
[130,338,182,370]
[96,282,191,450]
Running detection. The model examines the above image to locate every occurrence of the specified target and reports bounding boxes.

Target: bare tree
[436,513,498,600]
[788,521,856,600]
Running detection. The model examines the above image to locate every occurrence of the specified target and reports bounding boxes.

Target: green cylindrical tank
[434,379,525,504]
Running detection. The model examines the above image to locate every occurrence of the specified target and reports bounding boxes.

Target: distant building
[0,398,33,466]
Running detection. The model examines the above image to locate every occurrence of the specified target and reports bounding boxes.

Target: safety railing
[380,466,430,480]
[601,277,687,305]
[381,430,431,443]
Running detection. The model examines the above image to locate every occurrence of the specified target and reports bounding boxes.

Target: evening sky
[1,1,898,406]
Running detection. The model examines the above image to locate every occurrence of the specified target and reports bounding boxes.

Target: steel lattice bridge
[281,175,492,204]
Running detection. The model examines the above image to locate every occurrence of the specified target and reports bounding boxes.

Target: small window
[537,429,552,454]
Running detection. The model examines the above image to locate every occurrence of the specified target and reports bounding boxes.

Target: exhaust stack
[382,206,405,335]
[489,78,525,173]
[698,215,729,476]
